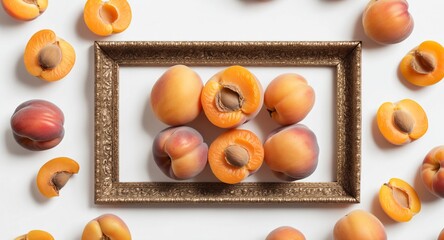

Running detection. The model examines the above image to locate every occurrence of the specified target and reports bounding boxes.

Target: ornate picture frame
[94,41,361,204]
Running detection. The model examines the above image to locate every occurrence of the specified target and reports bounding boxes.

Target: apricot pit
[36,157,80,198]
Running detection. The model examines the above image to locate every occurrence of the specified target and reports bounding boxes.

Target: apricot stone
[2,0,47,21]
[82,214,131,240]
[84,0,132,36]
[264,124,319,181]
[151,65,203,126]
[266,226,306,240]
[333,209,387,240]
[153,126,208,180]
[264,73,315,125]
[24,29,76,82]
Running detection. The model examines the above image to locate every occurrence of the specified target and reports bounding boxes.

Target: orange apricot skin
[400,41,444,86]
[362,0,413,44]
[24,29,76,82]
[264,124,319,181]
[333,209,387,240]
[36,157,80,198]
[151,65,203,126]
[376,99,428,145]
[201,65,263,129]
[438,228,444,240]
[2,0,47,21]
[264,73,315,125]
[15,230,54,240]
[82,214,131,240]
[266,226,306,240]
[379,178,421,222]
[421,146,444,198]
[83,0,132,36]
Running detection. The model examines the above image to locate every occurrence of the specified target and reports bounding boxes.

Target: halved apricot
[201,65,263,128]
[84,0,132,36]
[15,230,54,240]
[208,129,264,184]
[2,0,47,21]
[400,40,444,86]
[376,99,428,145]
[36,157,79,198]
[24,29,76,82]
[379,178,421,222]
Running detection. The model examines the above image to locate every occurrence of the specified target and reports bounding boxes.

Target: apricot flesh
[15,230,54,240]
[24,29,76,82]
[376,99,428,145]
[400,40,444,86]
[151,65,203,126]
[264,124,319,181]
[266,226,306,240]
[379,178,421,222]
[82,214,131,240]
[333,209,387,240]
[84,0,132,36]
[11,99,64,151]
[152,126,208,180]
[36,157,80,198]
[264,73,315,125]
[2,0,47,21]
[421,146,444,198]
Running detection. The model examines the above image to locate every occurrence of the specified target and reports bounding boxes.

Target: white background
[1,0,443,239]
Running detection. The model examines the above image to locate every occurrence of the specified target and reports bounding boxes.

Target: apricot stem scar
[411,50,436,74]
[224,145,249,167]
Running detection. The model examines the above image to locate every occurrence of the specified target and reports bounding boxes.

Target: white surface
[0,0,443,239]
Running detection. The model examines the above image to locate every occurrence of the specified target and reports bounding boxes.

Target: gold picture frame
[94,41,361,204]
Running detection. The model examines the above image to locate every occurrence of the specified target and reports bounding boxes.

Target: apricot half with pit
[15,230,54,240]
[83,0,132,36]
[379,178,421,222]
[376,99,428,145]
[36,157,79,198]
[2,0,47,21]
[24,29,76,82]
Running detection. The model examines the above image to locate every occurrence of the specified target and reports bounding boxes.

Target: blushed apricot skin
[264,73,315,125]
[15,230,54,240]
[36,157,80,198]
[2,0,47,21]
[333,209,387,240]
[153,126,208,180]
[376,99,428,145]
[362,0,413,44]
[379,178,421,222]
[151,65,203,126]
[421,146,444,198]
[84,0,132,36]
[82,214,131,240]
[438,228,444,240]
[266,226,306,240]
[11,99,64,151]
[264,124,319,181]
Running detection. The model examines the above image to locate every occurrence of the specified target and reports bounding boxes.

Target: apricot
[24,29,76,82]
[201,65,263,128]
[11,99,64,151]
[421,146,444,198]
[399,40,444,86]
[36,157,79,198]
[376,99,428,145]
[1,0,47,21]
[84,0,132,36]
[264,73,315,125]
[266,226,306,240]
[15,230,54,240]
[264,124,319,181]
[153,126,208,180]
[82,214,131,240]
[208,129,264,184]
[362,0,414,44]
[379,178,421,222]
[333,209,387,240]
[439,228,444,240]
[151,65,203,126]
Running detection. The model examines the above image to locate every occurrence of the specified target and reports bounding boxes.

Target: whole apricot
[151,65,203,126]
[264,73,315,125]
[2,0,47,21]
[333,209,387,240]
[82,214,131,240]
[264,124,319,181]
[421,146,444,198]
[11,99,64,151]
[153,126,208,180]
[266,226,306,240]
[362,0,414,44]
